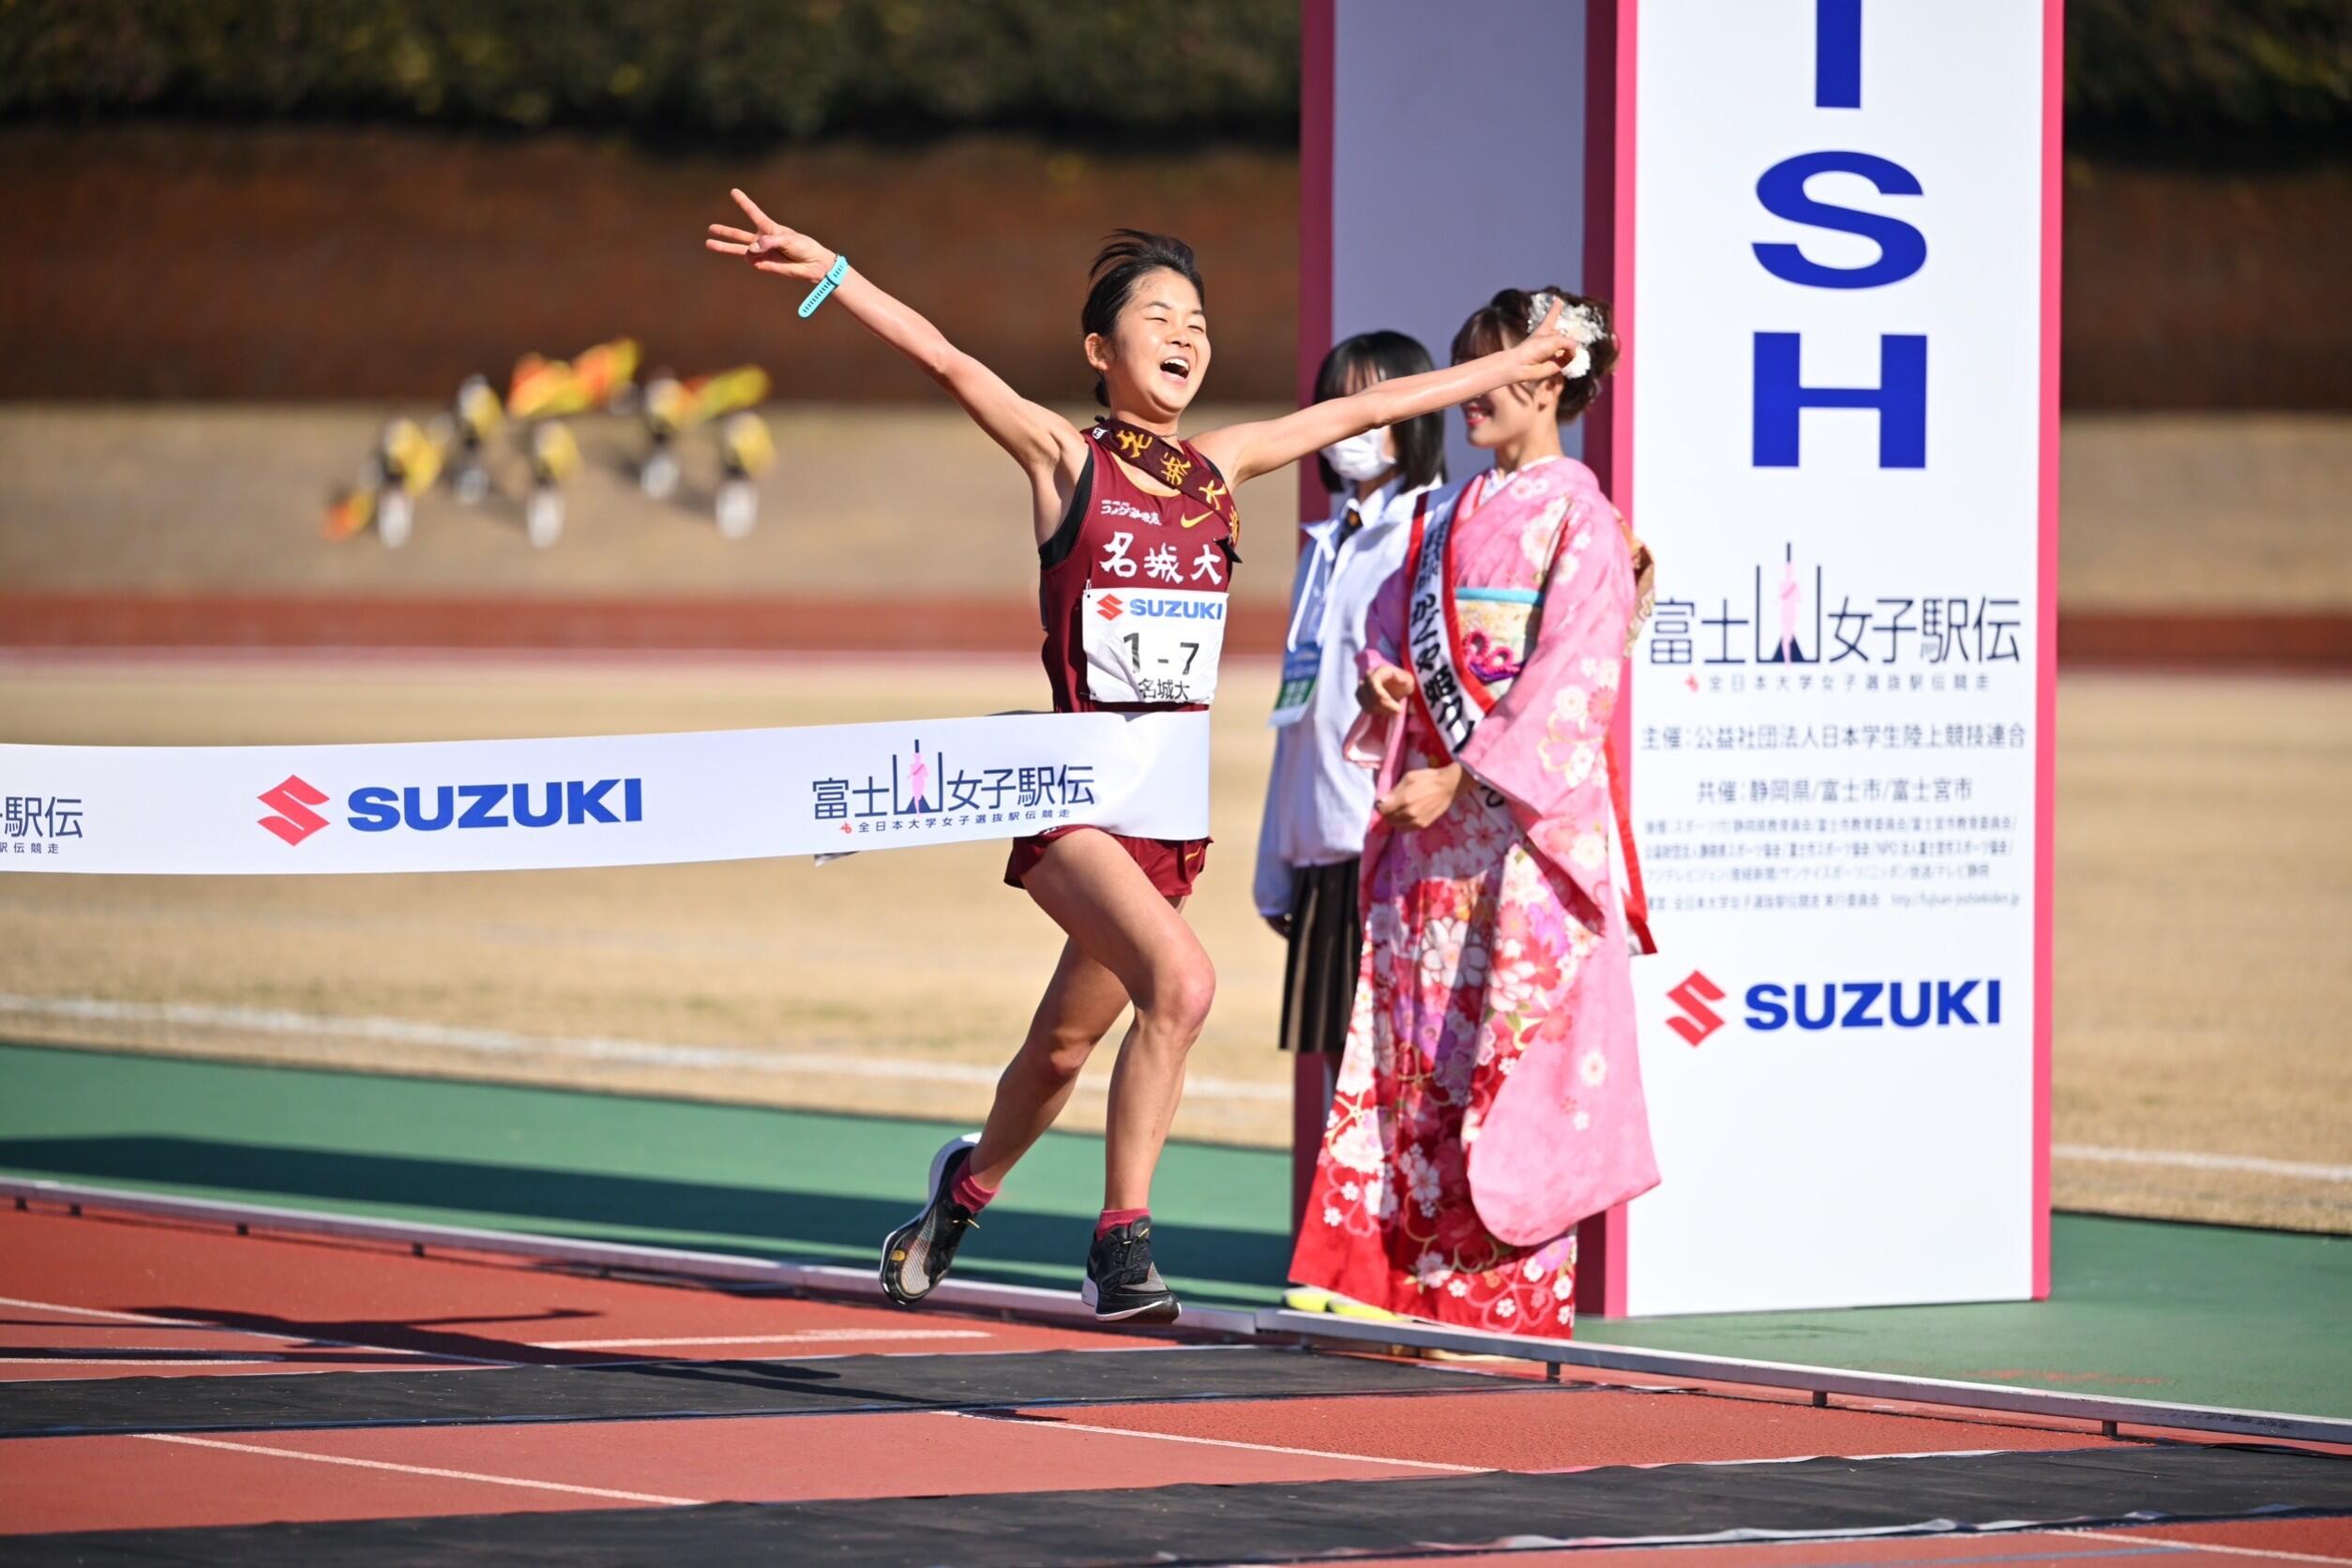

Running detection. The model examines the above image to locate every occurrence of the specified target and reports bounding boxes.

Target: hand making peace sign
[704,188,837,284]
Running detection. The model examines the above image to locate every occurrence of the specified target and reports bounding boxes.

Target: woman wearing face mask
[1254,333,1446,1241]
[1288,287,1660,1340]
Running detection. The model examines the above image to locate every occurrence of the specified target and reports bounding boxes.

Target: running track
[1,1200,2346,1564]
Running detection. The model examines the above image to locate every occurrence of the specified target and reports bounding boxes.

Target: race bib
[1082,588,1226,706]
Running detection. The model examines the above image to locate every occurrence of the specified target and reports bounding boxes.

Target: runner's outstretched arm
[1194,299,1587,487]
[707,189,1085,489]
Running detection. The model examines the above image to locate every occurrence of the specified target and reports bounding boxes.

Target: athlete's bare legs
[969,828,1214,1210]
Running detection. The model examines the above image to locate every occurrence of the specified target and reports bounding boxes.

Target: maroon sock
[1095,1207,1149,1239]
[949,1164,998,1214]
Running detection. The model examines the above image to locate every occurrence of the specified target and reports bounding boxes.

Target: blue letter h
[1753,331,1925,468]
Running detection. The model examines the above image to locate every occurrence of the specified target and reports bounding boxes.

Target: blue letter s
[1755,151,1925,291]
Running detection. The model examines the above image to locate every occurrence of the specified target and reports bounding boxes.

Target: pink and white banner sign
[1618,0,2059,1315]
[1304,0,2058,1314]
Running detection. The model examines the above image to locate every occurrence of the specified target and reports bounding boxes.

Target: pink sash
[1401,480,1656,955]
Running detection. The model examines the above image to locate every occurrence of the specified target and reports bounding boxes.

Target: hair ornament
[1524,291,1606,380]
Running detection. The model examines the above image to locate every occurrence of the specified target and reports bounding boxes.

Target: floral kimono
[1287,456,1659,1338]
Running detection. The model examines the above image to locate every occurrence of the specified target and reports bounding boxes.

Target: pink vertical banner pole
[1575,0,1635,1321]
[2031,0,2065,1300]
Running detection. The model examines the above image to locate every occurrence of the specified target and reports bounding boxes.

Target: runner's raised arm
[707,189,1085,496]
[1192,299,1590,488]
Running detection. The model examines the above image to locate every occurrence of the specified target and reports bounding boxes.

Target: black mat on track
[8,1443,2349,1565]
[0,1346,1510,1439]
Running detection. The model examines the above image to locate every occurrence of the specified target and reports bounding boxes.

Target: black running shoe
[1083,1218,1181,1324]
[880,1134,981,1307]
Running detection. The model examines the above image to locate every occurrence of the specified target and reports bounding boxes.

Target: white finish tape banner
[0,710,1209,876]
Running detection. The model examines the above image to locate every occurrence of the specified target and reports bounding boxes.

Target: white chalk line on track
[0,1357,287,1367]
[133,1433,703,1507]
[2,1293,1000,1363]
[2052,1144,2352,1184]
[2069,1530,2352,1565]
[0,1294,242,1330]
[0,993,1291,1106]
[20,994,2352,1165]
[0,1293,512,1367]
[533,1330,989,1349]
[940,1409,1489,1474]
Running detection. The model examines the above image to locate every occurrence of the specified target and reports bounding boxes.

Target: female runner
[708,193,1584,1321]
[1288,287,1660,1339]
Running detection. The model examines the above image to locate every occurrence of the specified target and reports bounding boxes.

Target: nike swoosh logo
[1179,513,1211,529]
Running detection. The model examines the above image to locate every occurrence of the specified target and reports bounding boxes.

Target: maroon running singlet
[1004,424,1239,897]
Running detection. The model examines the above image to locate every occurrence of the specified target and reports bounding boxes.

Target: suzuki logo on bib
[1745,980,2003,1031]
[1128,599,1225,621]
[1096,595,1126,621]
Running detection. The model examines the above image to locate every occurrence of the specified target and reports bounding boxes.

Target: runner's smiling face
[1086,270,1212,426]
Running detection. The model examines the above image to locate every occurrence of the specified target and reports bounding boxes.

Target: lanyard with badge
[1268,505,1358,728]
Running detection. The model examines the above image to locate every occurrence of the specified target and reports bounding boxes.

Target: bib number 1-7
[1081,588,1226,706]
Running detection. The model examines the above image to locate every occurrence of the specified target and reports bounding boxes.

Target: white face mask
[1321,429,1394,484]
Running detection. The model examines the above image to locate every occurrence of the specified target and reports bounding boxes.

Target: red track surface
[0,1206,1113,1382]
[2,1201,2347,1561]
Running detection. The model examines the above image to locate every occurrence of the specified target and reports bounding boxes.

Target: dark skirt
[1278,859,1362,1056]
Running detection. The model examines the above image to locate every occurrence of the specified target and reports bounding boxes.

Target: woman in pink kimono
[1289,287,1658,1339]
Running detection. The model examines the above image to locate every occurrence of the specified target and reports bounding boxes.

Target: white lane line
[2054,1144,2352,1184]
[0,1294,234,1329]
[2072,1530,2352,1565]
[0,993,1289,1105]
[135,1433,701,1507]
[1530,1446,2016,1474]
[535,1330,990,1349]
[0,1357,285,1366]
[0,1294,510,1367]
[941,1410,1489,1474]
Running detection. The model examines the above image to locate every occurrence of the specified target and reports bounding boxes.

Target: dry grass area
[0,657,2345,1230]
[2050,672,2352,1230]
[0,404,1299,608]
[0,408,2345,611]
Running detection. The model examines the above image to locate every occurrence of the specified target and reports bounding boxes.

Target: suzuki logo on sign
[1665,971,1727,1046]
[257,776,330,846]
[1096,595,1126,621]
[1746,980,2004,1031]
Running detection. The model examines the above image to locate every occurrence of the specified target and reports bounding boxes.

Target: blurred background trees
[0,1,2343,404]
[6,0,2341,151]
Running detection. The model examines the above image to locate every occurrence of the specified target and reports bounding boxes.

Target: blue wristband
[797,253,850,319]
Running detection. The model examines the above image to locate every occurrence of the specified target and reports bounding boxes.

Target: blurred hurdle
[641,364,775,538]
[505,338,640,550]
[324,340,776,549]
